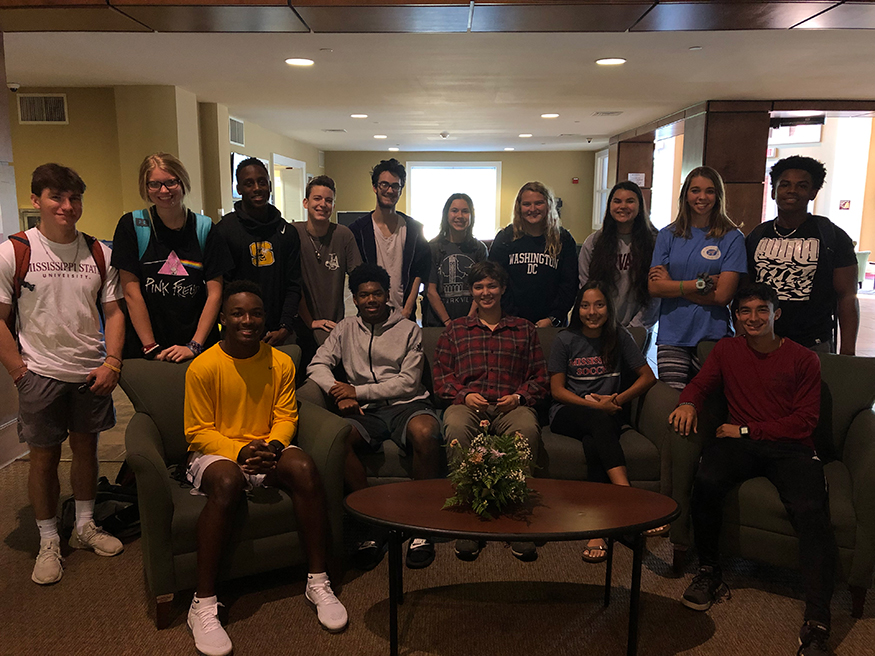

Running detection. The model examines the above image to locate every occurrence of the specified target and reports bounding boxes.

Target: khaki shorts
[16,370,115,448]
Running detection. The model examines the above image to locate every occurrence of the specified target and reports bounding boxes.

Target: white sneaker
[69,520,123,556]
[187,598,232,656]
[305,579,349,632]
[32,538,64,585]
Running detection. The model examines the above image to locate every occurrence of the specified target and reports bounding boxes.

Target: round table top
[344,479,679,542]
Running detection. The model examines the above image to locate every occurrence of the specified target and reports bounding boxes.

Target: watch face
[696,279,706,290]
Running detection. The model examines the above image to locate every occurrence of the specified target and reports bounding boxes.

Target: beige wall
[9,87,124,239]
[199,102,232,222]
[175,86,203,214]
[859,120,875,253]
[324,150,595,243]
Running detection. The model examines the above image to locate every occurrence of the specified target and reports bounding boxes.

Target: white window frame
[592,148,610,229]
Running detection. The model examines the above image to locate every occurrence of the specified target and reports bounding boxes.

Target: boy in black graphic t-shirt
[746,156,858,354]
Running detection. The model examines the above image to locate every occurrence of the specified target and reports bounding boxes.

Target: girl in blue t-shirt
[648,166,747,390]
[548,281,659,563]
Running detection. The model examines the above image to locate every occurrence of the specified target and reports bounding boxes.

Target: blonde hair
[511,181,563,257]
[138,152,191,204]
[671,166,739,239]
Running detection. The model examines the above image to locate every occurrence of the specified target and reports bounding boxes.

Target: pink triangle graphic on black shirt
[158,251,188,276]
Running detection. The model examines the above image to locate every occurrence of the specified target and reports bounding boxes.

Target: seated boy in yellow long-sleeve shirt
[183,280,347,656]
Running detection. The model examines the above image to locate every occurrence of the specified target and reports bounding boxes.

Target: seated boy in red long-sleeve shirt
[669,283,834,656]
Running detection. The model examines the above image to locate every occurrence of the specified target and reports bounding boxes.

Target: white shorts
[185,446,300,496]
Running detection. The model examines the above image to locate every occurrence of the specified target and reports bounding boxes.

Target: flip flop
[581,541,608,563]
[644,524,670,537]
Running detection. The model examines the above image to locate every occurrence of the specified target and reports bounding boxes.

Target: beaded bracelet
[187,340,205,356]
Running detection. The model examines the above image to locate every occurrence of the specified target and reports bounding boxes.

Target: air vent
[18,94,68,124]
[322,128,347,133]
[592,111,623,117]
[230,117,244,146]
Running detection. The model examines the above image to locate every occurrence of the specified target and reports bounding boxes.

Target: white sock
[75,499,95,534]
[193,594,217,607]
[36,518,59,543]
[307,572,329,587]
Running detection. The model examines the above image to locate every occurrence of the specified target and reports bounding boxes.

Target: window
[592,149,610,229]
[406,162,501,241]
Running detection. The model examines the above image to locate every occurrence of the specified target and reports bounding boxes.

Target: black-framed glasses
[377,181,403,192]
[147,178,181,192]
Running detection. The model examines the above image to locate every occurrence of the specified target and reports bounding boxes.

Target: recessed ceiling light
[351,113,368,119]
[596,58,626,66]
[541,113,559,119]
[504,147,515,151]
[285,58,314,66]
[374,134,387,139]
[689,46,703,51]
[519,133,533,138]
[388,147,399,152]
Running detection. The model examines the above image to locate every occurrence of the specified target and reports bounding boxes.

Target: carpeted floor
[1,459,873,656]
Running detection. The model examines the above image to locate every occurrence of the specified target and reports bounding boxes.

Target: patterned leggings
[656,344,701,391]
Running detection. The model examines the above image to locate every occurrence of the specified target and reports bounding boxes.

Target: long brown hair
[671,166,738,239]
[511,181,563,258]
[588,181,656,308]
[568,281,620,371]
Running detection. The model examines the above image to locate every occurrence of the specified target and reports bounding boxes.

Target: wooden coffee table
[345,478,679,656]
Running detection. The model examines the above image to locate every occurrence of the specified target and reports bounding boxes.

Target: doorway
[271,153,306,223]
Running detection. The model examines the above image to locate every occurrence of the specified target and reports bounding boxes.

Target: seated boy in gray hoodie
[307,263,441,571]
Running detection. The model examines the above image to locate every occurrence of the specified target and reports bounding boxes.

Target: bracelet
[13,370,27,385]
[102,361,122,374]
[143,343,161,360]
[679,280,685,295]
[142,342,158,353]
[7,363,26,376]
[186,340,205,356]
[677,401,696,409]
[105,355,122,365]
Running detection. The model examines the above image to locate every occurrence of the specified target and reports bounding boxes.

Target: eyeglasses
[376,181,403,192]
[147,179,181,192]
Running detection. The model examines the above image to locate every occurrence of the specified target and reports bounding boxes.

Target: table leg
[604,537,614,607]
[388,529,403,656]
[626,533,644,656]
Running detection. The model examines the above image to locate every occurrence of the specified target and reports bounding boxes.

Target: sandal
[644,524,670,537]
[581,540,608,563]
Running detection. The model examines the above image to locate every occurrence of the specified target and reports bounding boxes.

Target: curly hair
[769,155,827,193]
[511,181,563,258]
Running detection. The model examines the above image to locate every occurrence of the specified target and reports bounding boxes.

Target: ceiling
[3,3,875,153]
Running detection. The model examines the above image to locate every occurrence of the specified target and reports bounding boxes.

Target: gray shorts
[347,400,439,451]
[185,446,301,496]
[16,370,115,448]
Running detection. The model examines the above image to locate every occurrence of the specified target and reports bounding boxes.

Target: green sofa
[669,343,875,618]
[298,326,679,494]
[121,345,349,628]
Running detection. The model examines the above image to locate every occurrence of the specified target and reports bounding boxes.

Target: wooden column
[616,137,655,209]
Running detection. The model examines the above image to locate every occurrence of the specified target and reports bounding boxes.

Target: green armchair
[120,345,349,628]
[669,344,875,618]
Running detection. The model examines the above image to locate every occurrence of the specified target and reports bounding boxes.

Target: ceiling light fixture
[285,58,314,66]
[374,134,388,139]
[519,133,533,138]
[541,113,559,119]
[504,147,515,151]
[351,113,368,119]
[595,58,626,66]
[689,46,703,51]
[388,147,399,152]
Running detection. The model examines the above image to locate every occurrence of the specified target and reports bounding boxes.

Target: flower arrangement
[443,419,533,519]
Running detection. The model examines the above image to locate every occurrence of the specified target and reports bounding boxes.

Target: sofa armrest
[295,400,350,554]
[631,380,679,453]
[842,409,875,588]
[297,379,329,409]
[124,412,177,597]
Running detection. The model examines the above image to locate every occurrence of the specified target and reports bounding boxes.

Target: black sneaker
[681,566,730,611]
[351,537,387,571]
[454,539,485,562]
[510,541,538,562]
[798,620,830,656]
[406,538,435,569]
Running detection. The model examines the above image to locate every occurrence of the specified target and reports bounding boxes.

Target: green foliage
[444,419,533,520]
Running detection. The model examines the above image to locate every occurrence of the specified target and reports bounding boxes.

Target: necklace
[773,218,806,238]
[40,230,82,270]
[305,230,326,264]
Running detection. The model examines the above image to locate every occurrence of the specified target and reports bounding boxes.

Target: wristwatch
[516,394,525,406]
[695,273,713,296]
[740,426,750,438]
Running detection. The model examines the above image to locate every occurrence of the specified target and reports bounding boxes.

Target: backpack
[60,475,140,541]
[6,230,107,336]
[132,208,211,259]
